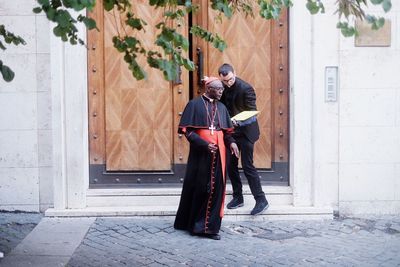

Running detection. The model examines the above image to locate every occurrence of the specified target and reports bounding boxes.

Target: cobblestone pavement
[68,216,400,267]
[0,212,42,261]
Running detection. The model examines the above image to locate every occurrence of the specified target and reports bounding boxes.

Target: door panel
[209,10,273,169]
[103,3,173,171]
[192,2,288,169]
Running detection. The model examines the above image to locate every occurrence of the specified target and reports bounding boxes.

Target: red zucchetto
[203,76,220,85]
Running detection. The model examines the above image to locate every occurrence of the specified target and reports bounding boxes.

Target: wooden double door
[88,1,289,186]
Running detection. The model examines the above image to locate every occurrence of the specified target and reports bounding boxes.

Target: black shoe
[207,234,221,240]
[251,200,269,215]
[192,233,221,240]
[227,197,244,209]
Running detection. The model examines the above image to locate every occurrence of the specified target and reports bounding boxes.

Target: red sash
[196,129,226,182]
[197,129,226,217]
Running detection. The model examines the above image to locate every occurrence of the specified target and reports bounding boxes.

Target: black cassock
[174,95,235,235]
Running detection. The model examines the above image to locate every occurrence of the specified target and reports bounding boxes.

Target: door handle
[173,47,183,85]
[173,64,182,85]
[196,47,203,86]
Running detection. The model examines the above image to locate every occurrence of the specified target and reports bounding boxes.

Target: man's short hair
[218,63,234,76]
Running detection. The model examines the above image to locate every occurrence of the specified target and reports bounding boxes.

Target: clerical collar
[202,94,215,103]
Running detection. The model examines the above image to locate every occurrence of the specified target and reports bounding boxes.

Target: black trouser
[228,135,266,201]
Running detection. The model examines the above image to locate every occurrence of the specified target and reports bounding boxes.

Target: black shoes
[227,196,269,215]
[251,199,269,215]
[227,197,244,209]
[192,232,221,240]
[207,234,221,240]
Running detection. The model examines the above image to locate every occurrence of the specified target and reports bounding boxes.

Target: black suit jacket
[220,77,260,143]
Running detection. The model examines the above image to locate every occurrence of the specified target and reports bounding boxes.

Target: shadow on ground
[0,211,43,262]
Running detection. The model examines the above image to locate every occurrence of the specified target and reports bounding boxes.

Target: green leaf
[382,0,392,12]
[56,10,72,28]
[113,36,127,52]
[38,0,50,5]
[365,14,375,23]
[126,56,146,80]
[214,39,226,51]
[126,17,143,30]
[11,37,23,46]
[82,17,97,30]
[51,0,63,9]
[370,0,384,4]
[103,0,115,11]
[81,0,96,7]
[336,22,357,37]
[222,4,232,18]
[161,60,177,81]
[377,17,385,28]
[46,7,56,21]
[306,1,320,15]
[0,62,15,82]
[182,58,195,71]
[160,28,174,42]
[366,15,386,30]
[53,26,64,37]
[4,35,13,44]
[33,7,43,14]
[125,36,138,48]
[149,0,161,6]
[83,0,96,11]
[283,0,293,7]
[0,41,6,50]
[211,0,233,19]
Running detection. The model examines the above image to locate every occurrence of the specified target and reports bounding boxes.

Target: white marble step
[45,205,333,220]
[86,185,293,207]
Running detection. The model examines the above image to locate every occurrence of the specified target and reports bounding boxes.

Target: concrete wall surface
[0,1,53,212]
[337,2,400,214]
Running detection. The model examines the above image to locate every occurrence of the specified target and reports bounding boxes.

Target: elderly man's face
[206,80,224,100]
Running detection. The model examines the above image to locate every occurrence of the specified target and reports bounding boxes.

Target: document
[231,110,260,121]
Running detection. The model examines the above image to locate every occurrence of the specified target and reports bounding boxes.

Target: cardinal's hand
[208,143,218,154]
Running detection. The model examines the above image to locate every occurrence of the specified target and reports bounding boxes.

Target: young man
[174,77,239,240]
[218,63,269,215]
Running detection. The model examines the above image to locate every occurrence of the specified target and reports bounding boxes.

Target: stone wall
[337,2,400,214]
[0,1,53,212]
[290,0,400,215]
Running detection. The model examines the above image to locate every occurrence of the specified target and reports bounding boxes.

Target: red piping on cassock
[197,129,226,218]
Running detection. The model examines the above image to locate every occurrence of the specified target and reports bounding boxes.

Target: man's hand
[230,143,239,158]
[208,143,218,154]
[231,119,239,127]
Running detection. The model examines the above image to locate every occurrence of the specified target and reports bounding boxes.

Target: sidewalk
[1,212,400,266]
[0,212,42,259]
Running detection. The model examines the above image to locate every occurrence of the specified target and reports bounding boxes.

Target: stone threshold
[45,205,333,221]
[86,185,293,196]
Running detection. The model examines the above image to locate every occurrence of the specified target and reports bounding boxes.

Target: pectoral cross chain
[201,95,218,136]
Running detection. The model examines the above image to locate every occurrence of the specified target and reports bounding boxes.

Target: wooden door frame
[87,3,289,187]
